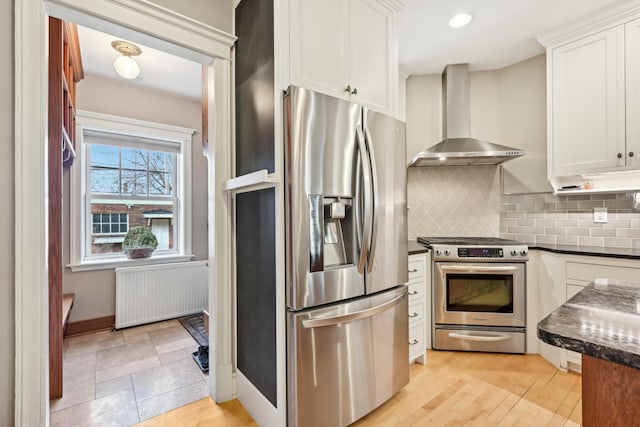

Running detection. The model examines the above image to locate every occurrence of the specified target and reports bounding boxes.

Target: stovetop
[417,236,524,247]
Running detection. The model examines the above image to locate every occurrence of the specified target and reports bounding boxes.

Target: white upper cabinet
[290,0,398,115]
[348,0,395,113]
[539,4,640,193]
[551,27,625,175]
[289,0,350,100]
[626,17,640,167]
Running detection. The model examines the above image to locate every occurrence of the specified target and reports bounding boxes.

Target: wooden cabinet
[48,16,83,399]
[289,0,396,115]
[408,252,430,364]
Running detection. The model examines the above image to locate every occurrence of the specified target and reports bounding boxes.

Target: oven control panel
[432,245,529,261]
[458,247,503,258]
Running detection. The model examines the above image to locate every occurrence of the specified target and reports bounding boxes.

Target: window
[70,111,194,270]
[93,213,129,235]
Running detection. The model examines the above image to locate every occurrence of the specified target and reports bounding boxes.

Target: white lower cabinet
[535,250,640,372]
[408,252,430,364]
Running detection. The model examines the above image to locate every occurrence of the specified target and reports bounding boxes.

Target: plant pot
[124,247,155,259]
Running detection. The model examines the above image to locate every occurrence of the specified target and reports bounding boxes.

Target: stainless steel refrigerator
[284,86,409,427]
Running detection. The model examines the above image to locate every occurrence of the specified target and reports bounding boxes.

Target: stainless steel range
[417,237,529,354]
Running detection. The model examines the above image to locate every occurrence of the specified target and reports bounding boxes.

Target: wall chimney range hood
[409,64,524,167]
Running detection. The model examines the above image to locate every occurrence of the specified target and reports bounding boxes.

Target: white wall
[64,73,207,322]
[150,0,233,33]
[405,55,549,238]
[498,55,550,194]
[0,0,14,423]
[405,74,441,163]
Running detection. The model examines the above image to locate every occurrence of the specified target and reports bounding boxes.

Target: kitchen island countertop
[537,278,640,426]
[537,278,640,369]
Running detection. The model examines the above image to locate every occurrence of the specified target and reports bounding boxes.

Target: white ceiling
[77,1,624,98]
[399,0,622,75]
[77,25,202,101]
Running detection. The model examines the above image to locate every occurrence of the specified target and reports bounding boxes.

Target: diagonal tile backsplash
[407,166,501,239]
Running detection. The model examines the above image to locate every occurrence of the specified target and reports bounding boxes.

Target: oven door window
[446,274,513,313]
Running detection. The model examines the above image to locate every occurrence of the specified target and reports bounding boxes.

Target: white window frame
[70,110,195,271]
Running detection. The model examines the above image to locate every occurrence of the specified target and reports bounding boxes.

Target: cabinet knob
[618,153,623,158]
[408,312,419,318]
[409,339,418,345]
[351,87,358,95]
[344,85,352,93]
[630,152,635,158]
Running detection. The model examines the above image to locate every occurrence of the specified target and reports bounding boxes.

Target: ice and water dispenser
[309,195,356,272]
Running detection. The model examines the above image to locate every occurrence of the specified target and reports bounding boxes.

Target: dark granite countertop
[408,240,430,255]
[538,278,640,369]
[530,243,640,260]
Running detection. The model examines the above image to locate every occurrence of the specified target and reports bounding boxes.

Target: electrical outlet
[593,207,608,223]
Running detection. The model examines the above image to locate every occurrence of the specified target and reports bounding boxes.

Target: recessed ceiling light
[448,12,472,29]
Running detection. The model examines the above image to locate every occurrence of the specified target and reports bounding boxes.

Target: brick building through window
[91,204,174,254]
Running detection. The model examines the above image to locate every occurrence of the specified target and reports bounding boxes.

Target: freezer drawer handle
[448,332,513,342]
[409,339,419,345]
[302,294,406,329]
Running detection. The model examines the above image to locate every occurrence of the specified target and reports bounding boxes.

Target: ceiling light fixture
[111,40,142,80]
[448,12,473,29]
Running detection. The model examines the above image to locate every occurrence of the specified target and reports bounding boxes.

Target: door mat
[177,313,208,347]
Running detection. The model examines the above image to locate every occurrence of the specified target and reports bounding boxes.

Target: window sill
[67,254,195,272]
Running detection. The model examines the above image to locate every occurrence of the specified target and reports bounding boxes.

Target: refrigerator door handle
[301,293,406,328]
[363,127,379,273]
[354,142,363,251]
[356,127,373,274]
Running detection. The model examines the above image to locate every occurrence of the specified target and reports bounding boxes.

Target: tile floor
[50,319,208,426]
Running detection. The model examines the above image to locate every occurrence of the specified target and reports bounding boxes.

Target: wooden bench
[62,293,75,330]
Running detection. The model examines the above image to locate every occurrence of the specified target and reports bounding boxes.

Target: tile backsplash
[500,193,640,248]
[408,166,501,239]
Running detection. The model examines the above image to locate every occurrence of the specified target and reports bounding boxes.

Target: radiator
[115,261,208,329]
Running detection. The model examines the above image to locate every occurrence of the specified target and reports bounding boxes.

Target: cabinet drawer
[566,262,640,282]
[408,281,423,301]
[409,322,425,358]
[408,301,424,324]
[408,258,425,281]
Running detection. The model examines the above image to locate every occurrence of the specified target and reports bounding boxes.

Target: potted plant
[122,226,158,259]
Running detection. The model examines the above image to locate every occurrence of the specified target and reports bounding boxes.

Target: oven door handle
[448,332,513,342]
[439,265,520,273]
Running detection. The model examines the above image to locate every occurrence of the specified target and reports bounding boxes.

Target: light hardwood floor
[138,350,582,426]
